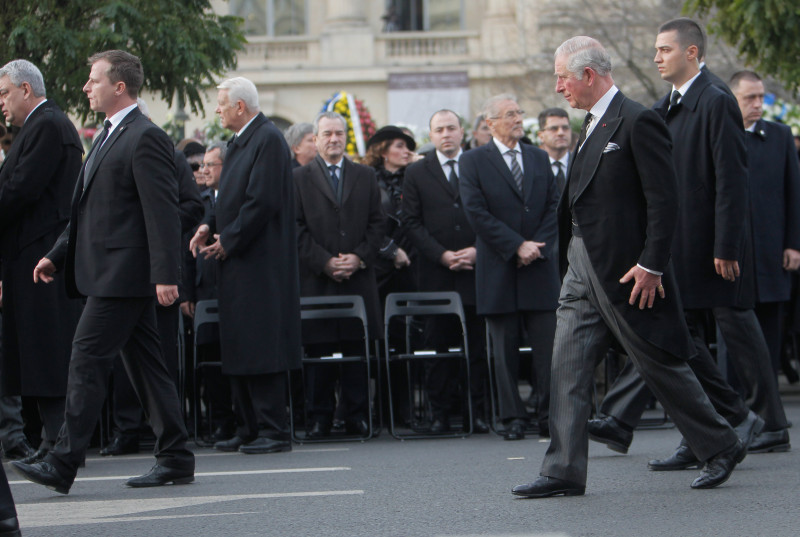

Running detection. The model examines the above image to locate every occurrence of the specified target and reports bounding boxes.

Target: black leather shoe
[307,421,331,439]
[126,464,194,488]
[503,420,525,441]
[345,419,370,436]
[691,440,743,489]
[588,416,633,454]
[648,441,701,471]
[472,417,490,434]
[430,418,450,434]
[748,428,791,453]
[100,435,140,456]
[10,460,73,494]
[512,476,585,498]
[733,410,765,451]
[0,516,21,537]
[213,436,251,452]
[239,437,292,454]
[3,439,36,461]
[209,424,236,443]
[18,447,49,465]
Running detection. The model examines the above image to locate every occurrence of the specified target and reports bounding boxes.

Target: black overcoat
[208,113,301,375]
[294,156,384,342]
[0,100,83,396]
[654,72,753,309]
[402,151,477,305]
[460,141,561,315]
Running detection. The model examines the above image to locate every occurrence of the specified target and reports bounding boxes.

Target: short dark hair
[658,18,706,59]
[537,108,569,131]
[729,70,762,92]
[87,50,144,98]
[428,109,461,128]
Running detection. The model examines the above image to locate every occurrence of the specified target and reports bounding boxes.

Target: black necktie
[576,112,593,152]
[505,150,523,193]
[228,134,237,147]
[446,159,458,191]
[554,161,566,194]
[329,164,339,193]
[668,90,681,113]
[83,119,112,186]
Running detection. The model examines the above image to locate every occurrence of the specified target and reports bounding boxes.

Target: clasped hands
[324,253,362,282]
[516,240,545,268]
[440,246,476,271]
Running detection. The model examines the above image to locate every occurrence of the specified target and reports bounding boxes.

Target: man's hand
[517,241,545,266]
[323,256,345,282]
[189,225,210,258]
[714,258,740,282]
[324,254,363,282]
[620,265,665,310]
[445,247,477,271]
[783,248,800,271]
[199,234,227,260]
[180,301,196,318]
[33,257,57,284]
[156,284,179,307]
[394,248,411,269]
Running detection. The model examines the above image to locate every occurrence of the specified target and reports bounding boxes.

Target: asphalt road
[7,392,800,537]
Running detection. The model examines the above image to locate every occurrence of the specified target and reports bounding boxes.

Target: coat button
[340,230,346,237]
[453,203,459,208]
[454,225,461,231]
[524,206,530,212]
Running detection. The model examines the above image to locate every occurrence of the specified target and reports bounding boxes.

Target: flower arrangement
[322,92,377,157]
[764,94,800,136]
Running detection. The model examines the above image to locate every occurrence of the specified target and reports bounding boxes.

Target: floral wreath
[322,92,377,157]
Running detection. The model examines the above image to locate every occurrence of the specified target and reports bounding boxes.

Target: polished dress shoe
[748,428,791,453]
[472,417,490,434]
[18,447,49,465]
[10,460,73,495]
[100,435,140,456]
[733,410,765,450]
[213,435,251,452]
[0,516,21,537]
[3,438,36,461]
[647,441,701,471]
[588,415,633,454]
[512,476,585,498]
[503,420,525,441]
[430,418,450,434]
[209,424,236,443]
[691,440,743,489]
[345,419,370,436]
[126,464,194,488]
[239,437,292,454]
[307,421,331,439]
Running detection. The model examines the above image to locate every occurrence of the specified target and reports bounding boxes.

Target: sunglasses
[190,162,201,172]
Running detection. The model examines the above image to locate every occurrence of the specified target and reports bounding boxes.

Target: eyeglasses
[492,109,525,120]
[199,162,222,169]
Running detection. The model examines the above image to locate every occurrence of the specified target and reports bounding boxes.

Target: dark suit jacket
[402,151,477,305]
[294,155,384,341]
[654,71,753,309]
[208,113,301,375]
[702,65,735,97]
[746,119,800,302]
[0,100,83,396]
[460,140,561,315]
[562,91,694,360]
[48,107,180,299]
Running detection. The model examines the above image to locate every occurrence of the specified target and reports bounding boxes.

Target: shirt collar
[320,156,344,169]
[492,137,520,155]
[673,70,702,99]
[106,103,138,131]
[237,113,259,137]
[550,153,569,168]
[24,99,48,124]
[436,149,462,167]
[589,85,619,121]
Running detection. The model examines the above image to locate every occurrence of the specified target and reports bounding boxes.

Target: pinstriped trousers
[539,237,737,486]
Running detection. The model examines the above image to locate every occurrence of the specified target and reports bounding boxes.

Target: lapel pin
[602,123,607,127]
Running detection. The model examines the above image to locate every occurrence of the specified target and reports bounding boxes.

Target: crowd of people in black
[0,14,799,536]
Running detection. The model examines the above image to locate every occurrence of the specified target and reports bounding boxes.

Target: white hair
[217,77,260,112]
[482,93,518,119]
[555,36,613,79]
[136,97,150,118]
[0,59,46,97]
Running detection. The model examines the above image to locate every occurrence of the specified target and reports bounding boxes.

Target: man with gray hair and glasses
[511,36,742,498]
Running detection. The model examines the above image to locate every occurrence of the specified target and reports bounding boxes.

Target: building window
[382,0,463,32]
[231,0,307,37]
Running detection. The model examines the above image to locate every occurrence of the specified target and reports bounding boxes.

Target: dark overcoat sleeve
[294,168,334,275]
[351,169,386,267]
[402,162,447,264]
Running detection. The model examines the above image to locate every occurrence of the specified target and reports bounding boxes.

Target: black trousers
[486,310,556,425]
[0,463,16,521]
[305,341,368,424]
[229,373,289,441]
[46,296,193,479]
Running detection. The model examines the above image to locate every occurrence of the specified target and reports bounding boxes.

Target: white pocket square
[603,142,620,153]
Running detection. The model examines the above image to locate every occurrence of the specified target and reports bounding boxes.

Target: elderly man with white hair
[190,77,301,454]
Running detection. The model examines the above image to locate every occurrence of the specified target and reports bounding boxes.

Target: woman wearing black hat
[363,126,417,297]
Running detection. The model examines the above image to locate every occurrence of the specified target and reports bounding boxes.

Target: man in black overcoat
[403,109,488,433]
[190,77,301,454]
[0,60,83,464]
[512,36,742,498]
[294,111,384,438]
[13,50,194,493]
[460,94,561,440]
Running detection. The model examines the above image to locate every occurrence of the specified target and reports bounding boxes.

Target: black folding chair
[384,292,472,439]
[192,299,220,447]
